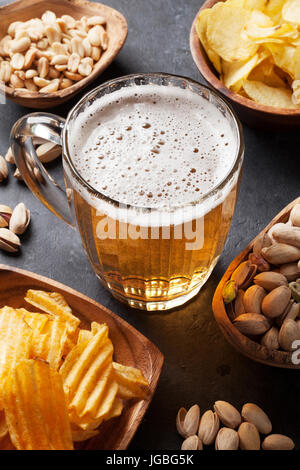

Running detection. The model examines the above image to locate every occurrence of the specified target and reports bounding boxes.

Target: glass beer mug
[11,74,244,311]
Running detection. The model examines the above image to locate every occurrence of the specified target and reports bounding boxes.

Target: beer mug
[11,74,244,311]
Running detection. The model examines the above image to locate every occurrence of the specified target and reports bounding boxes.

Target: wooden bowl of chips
[190,0,300,130]
[0,0,128,109]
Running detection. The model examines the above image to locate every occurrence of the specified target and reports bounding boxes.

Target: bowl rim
[190,0,300,117]
[0,0,128,103]
[212,196,300,370]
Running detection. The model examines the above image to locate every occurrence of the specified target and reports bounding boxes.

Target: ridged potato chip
[243,79,297,107]
[25,289,80,335]
[71,425,99,442]
[3,359,73,450]
[113,362,149,400]
[0,307,32,406]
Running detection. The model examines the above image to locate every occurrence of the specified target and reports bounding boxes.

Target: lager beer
[65,75,243,310]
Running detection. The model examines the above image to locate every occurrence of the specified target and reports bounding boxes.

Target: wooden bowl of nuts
[0,0,128,109]
[212,197,300,369]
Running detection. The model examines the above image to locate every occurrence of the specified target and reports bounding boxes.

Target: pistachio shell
[183,404,200,437]
[215,428,239,450]
[262,243,300,265]
[253,232,272,256]
[176,407,187,438]
[262,434,295,450]
[272,227,300,249]
[213,401,241,429]
[181,435,198,450]
[279,319,300,352]
[262,286,291,318]
[234,313,271,336]
[280,263,300,281]
[241,403,272,435]
[9,202,30,235]
[231,261,257,289]
[238,422,260,450]
[243,285,266,314]
[0,227,21,252]
[290,204,300,227]
[198,410,220,446]
[261,326,280,350]
[254,271,288,291]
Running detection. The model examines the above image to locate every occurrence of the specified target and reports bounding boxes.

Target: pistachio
[272,226,300,249]
[234,313,271,336]
[183,404,200,437]
[241,403,272,434]
[261,326,280,350]
[234,289,245,317]
[231,261,257,289]
[238,422,260,450]
[176,407,187,438]
[181,435,199,450]
[9,202,30,235]
[253,232,272,256]
[262,434,295,450]
[197,437,203,450]
[254,271,288,291]
[276,301,299,327]
[14,168,23,181]
[215,428,239,450]
[0,227,21,252]
[261,243,300,265]
[5,147,15,164]
[213,401,241,429]
[0,155,8,182]
[261,285,291,318]
[280,262,300,281]
[279,319,300,351]
[223,279,237,304]
[0,205,13,228]
[290,204,300,228]
[243,285,266,314]
[248,252,270,272]
[36,142,61,163]
[198,410,220,446]
[289,281,300,303]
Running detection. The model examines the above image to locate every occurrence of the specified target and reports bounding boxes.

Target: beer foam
[68,83,240,225]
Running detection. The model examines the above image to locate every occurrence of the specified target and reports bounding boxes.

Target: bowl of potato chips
[190,0,300,129]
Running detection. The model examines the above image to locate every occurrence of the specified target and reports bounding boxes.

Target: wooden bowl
[0,0,128,109]
[0,264,164,449]
[212,197,300,369]
[190,0,300,130]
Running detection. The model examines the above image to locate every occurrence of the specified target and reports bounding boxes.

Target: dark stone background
[0,0,299,450]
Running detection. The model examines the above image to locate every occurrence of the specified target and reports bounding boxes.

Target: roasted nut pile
[223,204,300,353]
[0,203,30,253]
[0,10,108,93]
[177,401,295,450]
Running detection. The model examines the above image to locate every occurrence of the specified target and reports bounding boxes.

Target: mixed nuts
[0,202,30,253]
[223,204,300,354]
[0,10,108,93]
[177,401,295,451]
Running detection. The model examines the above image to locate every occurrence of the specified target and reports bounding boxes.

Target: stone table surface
[1,0,300,451]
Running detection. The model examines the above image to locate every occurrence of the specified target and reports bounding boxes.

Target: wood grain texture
[190,0,300,130]
[0,0,128,109]
[212,197,300,370]
[0,264,164,449]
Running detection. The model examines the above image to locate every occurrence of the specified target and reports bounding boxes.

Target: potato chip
[113,362,149,400]
[0,307,32,406]
[60,324,118,429]
[243,79,297,107]
[0,410,8,440]
[282,0,300,24]
[17,308,49,332]
[222,54,259,90]
[248,62,287,87]
[196,9,222,74]
[25,289,80,335]
[266,43,296,77]
[292,79,300,103]
[71,425,99,442]
[30,318,69,370]
[264,0,285,19]
[103,397,124,421]
[0,432,15,450]
[3,359,73,450]
[206,1,258,61]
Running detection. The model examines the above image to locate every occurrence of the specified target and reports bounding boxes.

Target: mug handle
[10,112,74,226]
